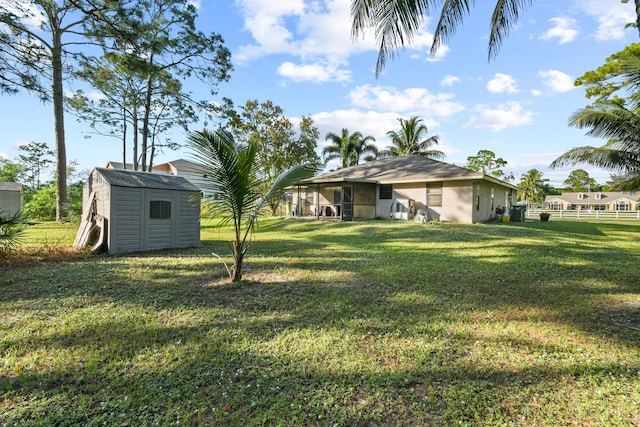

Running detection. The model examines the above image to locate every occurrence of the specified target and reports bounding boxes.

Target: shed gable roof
[94,168,199,192]
[299,156,519,189]
[0,182,23,191]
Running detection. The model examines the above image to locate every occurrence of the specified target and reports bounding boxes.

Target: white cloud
[463,102,535,132]
[0,151,8,160]
[233,0,442,78]
[234,0,372,64]
[348,84,465,117]
[441,75,460,87]
[577,0,636,40]
[539,17,579,44]
[531,89,543,97]
[278,61,351,83]
[538,70,574,93]
[487,73,519,94]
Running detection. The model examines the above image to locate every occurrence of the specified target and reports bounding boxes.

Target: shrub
[0,211,25,255]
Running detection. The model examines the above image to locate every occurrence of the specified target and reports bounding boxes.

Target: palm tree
[351,1,640,75]
[551,101,640,191]
[187,128,316,282]
[518,168,547,205]
[381,116,444,159]
[323,128,377,168]
[351,134,379,165]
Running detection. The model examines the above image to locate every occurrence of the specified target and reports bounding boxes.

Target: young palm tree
[351,1,640,75]
[187,128,316,282]
[551,101,640,191]
[323,128,377,168]
[381,116,445,159]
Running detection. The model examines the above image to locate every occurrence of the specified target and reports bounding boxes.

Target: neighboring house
[288,156,519,224]
[0,182,23,216]
[106,159,211,195]
[545,192,640,211]
[75,168,201,255]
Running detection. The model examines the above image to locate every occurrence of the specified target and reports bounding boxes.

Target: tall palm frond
[351,0,432,75]
[568,102,640,154]
[351,0,535,75]
[551,101,640,192]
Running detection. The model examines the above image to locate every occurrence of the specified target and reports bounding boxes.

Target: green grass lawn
[2,219,640,426]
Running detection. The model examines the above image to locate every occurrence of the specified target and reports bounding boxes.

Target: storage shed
[74,168,201,255]
[0,182,23,217]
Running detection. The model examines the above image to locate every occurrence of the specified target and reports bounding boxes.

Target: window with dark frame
[150,200,171,219]
[379,184,393,200]
[426,182,442,207]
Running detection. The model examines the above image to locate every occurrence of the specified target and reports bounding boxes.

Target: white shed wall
[0,189,23,216]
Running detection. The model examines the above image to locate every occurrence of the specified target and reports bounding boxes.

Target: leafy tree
[518,168,548,204]
[381,116,443,159]
[0,0,114,220]
[563,169,599,192]
[323,128,377,168]
[225,100,320,213]
[23,186,57,221]
[0,159,23,182]
[466,150,508,179]
[351,1,640,75]
[17,142,54,190]
[187,129,316,282]
[22,181,82,221]
[74,0,232,171]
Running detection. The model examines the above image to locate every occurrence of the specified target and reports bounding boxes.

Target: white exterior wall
[441,181,473,223]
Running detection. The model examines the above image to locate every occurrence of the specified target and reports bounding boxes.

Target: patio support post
[316,184,320,219]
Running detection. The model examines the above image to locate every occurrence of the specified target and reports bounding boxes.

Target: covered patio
[284,181,378,221]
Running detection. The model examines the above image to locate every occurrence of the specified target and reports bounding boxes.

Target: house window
[426,183,442,207]
[150,200,171,218]
[379,184,393,200]
[617,201,630,211]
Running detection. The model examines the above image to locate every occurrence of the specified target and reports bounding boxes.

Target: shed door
[147,190,174,250]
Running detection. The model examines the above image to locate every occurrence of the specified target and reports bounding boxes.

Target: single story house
[74,167,201,255]
[0,182,23,217]
[545,191,640,211]
[287,156,520,224]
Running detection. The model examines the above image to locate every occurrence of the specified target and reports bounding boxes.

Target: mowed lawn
[2,219,640,426]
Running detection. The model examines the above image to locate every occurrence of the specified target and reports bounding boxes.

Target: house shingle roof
[299,156,519,189]
[94,168,199,192]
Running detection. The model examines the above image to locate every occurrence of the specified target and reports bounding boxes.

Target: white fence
[525,208,640,221]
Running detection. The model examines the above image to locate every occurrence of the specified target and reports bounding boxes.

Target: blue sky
[1,0,638,187]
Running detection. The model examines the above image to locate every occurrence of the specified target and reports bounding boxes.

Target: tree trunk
[141,73,153,172]
[122,102,127,169]
[52,24,67,221]
[636,0,640,39]
[231,251,244,282]
[133,103,139,170]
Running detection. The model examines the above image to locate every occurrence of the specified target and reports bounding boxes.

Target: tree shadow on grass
[2,220,640,424]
